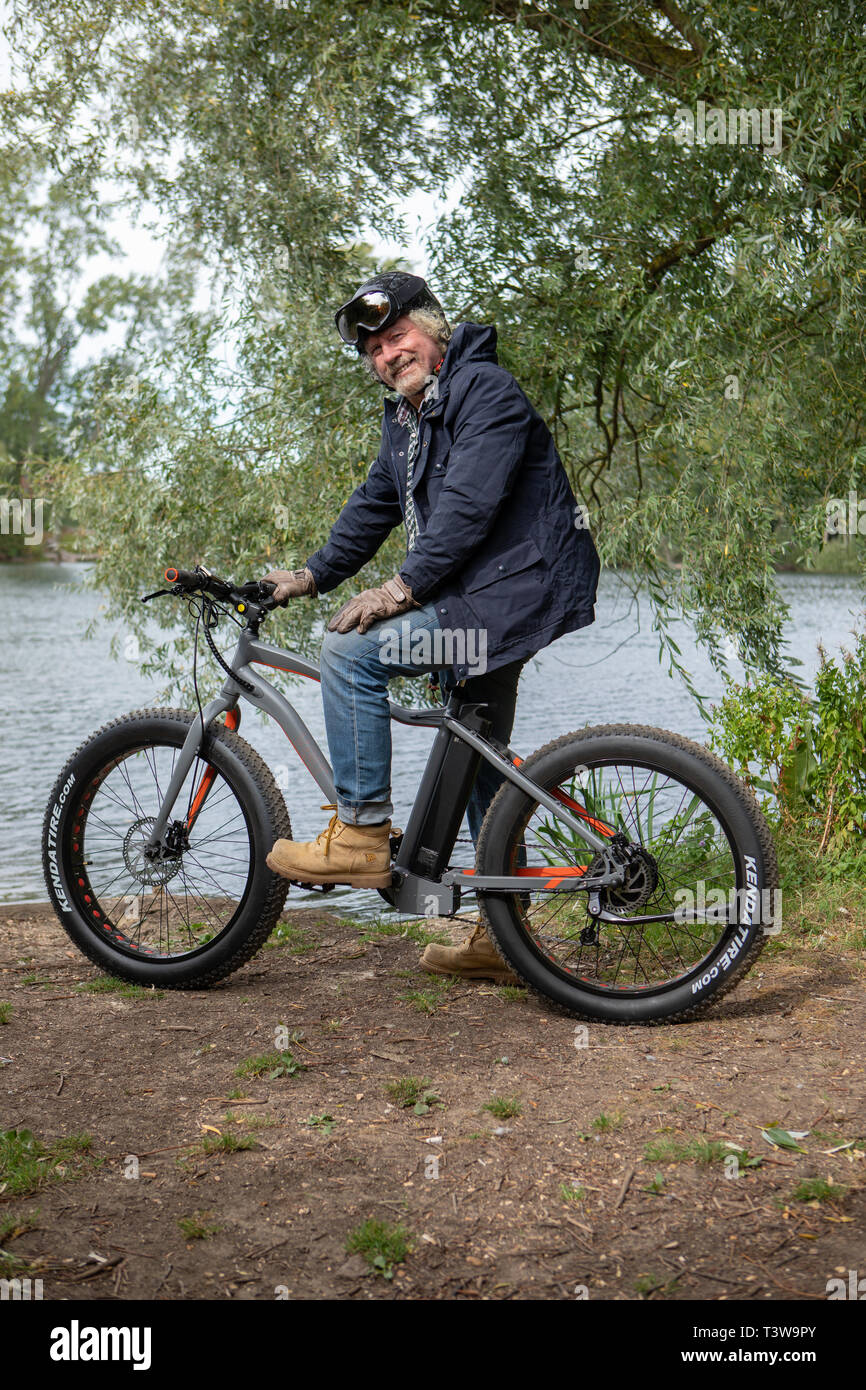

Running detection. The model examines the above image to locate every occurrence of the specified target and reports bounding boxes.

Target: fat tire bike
[43,565,779,1023]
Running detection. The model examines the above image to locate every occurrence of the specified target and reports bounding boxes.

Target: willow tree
[3,0,865,702]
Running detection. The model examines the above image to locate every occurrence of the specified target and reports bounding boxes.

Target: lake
[2,561,863,918]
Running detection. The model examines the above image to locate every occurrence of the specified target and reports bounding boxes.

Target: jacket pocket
[463,536,545,593]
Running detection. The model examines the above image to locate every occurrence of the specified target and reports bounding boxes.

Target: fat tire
[42,707,291,989]
[475,724,778,1024]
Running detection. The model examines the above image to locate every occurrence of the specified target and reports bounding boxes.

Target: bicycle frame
[142,624,626,918]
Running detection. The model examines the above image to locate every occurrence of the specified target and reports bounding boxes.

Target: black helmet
[334,272,448,354]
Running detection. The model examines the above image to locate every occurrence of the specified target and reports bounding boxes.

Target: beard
[387,357,423,396]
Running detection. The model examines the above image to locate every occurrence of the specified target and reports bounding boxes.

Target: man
[263,272,600,980]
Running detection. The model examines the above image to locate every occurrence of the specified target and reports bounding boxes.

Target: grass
[0,1209,40,1277]
[221,1110,278,1131]
[559,1182,586,1204]
[199,1131,259,1154]
[634,1273,661,1296]
[642,1172,666,1194]
[0,1210,39,1243]
[385,1076,442,1114]
[811,1130,866,1151]
[304,1114,337,1135]
[346,1218,412,1280]
[644,1136,760,1167]
[234,1049,305,1079]
[496,985,527,1001]
[385,1076,429,1107]
[791,1177,847,1203]
[0,1249,38,1279]
[0,1129,95,1197]
[265,920,319,953]
[482,1095,522,1120]
[634,1272,680,1298]
[776,829,866,950]
[592,1111,624,1133]
[354,915,450,948]
[225,1087,247,1101]
[0,1003,11,1024]
[79,978,164,1000]
[178,1211,221,1240]
[398,979,453,1014]
[321,1018,344,1032]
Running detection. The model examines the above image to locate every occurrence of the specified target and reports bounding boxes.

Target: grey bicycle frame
[142,625,622,917]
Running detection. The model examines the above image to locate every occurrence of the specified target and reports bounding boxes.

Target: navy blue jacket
[305,322,601,680]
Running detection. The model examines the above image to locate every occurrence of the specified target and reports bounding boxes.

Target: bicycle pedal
[289,880,336,894]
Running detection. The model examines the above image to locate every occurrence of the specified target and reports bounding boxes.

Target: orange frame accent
[185,708,240,830]
[511,755,615,838]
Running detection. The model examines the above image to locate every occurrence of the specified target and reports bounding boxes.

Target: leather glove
[261,566,318,604]
[328,575,419,635]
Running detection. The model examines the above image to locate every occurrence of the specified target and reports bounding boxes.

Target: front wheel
[42,707,291,988]
[475,724,779,1023]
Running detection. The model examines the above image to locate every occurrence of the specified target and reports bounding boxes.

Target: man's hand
[328,576,419,635]
[262,567,318,604]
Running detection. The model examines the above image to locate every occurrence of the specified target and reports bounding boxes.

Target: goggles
[334,289,402,346]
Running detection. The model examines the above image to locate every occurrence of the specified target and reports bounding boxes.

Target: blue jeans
[319,602,524,844]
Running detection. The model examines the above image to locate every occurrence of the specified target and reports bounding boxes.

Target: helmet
[334,272,448,354]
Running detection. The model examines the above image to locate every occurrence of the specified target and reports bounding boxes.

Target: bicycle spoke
[73,744,253,960]
[504,756,739,992]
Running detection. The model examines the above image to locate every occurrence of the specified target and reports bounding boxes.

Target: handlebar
[149,564,280,613]
[163,567,202,588]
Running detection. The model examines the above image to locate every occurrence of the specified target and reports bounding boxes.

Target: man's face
[364,316,442,402]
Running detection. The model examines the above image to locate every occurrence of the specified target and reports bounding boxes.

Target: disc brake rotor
[122,817,184,887]
[588,844,659,914]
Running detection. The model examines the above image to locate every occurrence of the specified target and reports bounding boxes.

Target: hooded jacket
[305,322,601,680]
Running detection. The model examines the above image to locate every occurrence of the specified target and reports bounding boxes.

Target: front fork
[142,697,239,859]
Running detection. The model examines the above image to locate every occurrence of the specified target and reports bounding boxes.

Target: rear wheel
[475,724,779,1023]
[42,707,291,988]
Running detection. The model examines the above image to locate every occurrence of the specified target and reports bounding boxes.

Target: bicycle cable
[200,594,256,694]
[186,598,206,822]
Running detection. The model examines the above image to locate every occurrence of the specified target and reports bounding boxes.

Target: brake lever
[240,580,281,609]
[141,588,173,603]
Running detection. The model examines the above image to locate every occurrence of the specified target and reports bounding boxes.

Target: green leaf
[761,1127,808,1152]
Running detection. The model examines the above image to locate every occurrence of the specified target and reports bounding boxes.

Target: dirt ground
[1,899,863,1302]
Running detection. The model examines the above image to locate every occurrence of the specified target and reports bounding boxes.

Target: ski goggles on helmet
[334,289,402,346]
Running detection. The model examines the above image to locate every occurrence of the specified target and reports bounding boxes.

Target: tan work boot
[420,919,520,984]
[266,804,393,889]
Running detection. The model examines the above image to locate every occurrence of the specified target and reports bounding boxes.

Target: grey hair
[358,306,453,385]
